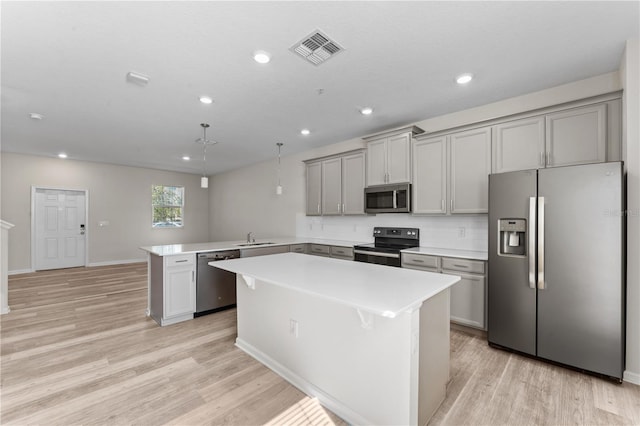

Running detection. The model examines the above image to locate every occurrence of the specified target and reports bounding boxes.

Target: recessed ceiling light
[360,107,373,115]
[58,153,68,159]
[199,96,213,104]
[182,156,190,161]
[300,129,310,136]
[253,51,271,64]
[126,71,150,85]
[29,112,44,120]
[456,73,473,84]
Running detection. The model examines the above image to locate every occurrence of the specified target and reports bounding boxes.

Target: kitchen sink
[234,242,275,247]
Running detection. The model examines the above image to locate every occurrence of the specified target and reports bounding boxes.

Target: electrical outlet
[458,227,466,238]
[289,319,299,338]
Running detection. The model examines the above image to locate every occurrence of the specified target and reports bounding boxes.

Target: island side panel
[418,288,450,426]
[149,253,164,324]
[236,276,422,425]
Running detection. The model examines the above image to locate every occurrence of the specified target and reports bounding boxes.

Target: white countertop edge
[140,238,487,261]
[211,253,461,318]
[231,272,455,318]
[401,246,488,261]
[140,237,371,257]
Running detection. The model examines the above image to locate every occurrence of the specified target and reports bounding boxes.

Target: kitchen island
[212,252,460,426]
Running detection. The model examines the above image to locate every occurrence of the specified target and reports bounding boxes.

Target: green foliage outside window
[152,185,184,228]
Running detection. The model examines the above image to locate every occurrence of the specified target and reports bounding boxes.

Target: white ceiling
[1,1,638,175]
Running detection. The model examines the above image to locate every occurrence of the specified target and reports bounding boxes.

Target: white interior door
[34,188,87,270]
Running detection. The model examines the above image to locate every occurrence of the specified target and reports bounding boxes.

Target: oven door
[353,249,401,267]
[365,184,410,213]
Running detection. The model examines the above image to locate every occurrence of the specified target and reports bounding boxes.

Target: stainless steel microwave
[364,183,411,214]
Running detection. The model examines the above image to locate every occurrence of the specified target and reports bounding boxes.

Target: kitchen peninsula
[212,252,461,425]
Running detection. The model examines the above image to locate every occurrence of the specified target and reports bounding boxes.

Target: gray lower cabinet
[308,244,353,260]
[149,253,196,326]
[309,244,331,257]
[289,243,307,254]
[402,253,486,330]
[329,246,354,260]
[240,245,290,258]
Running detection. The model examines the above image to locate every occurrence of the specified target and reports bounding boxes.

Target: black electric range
[353,227,419,267]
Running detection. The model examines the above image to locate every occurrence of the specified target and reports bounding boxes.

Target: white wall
[621,39,640,384]
[208,137,365,241]
[1,153,210,272]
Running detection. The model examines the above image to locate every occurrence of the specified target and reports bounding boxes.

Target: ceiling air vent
[291,30,344,66]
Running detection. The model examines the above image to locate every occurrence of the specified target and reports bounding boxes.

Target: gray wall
[1,153,210,272]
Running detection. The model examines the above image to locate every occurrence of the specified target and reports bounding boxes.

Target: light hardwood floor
[1,263,639,425]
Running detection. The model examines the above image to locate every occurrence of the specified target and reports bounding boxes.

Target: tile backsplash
[296,213,488,252]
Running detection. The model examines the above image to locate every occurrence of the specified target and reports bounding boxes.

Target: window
[152,185,184,228]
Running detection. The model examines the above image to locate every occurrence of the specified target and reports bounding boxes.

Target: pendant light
[195,123,217,188]
[276,142,284,195]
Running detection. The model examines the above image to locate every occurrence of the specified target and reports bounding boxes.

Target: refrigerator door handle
[529,197,536,289]
[537,196,545,290]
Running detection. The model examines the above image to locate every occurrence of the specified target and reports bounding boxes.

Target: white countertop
[140,237,370,256]
[141,237,487,261]
[211,252,460,317]
[402,246,488,261]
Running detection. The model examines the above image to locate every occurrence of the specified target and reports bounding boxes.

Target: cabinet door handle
[342,203,345,214]
[175,259,188,263]
[453,264,469,268]
[338,203,341,213]
[317,204,320,214]
[441,199,445,212]
[540,152,545,167]
[414,259,424,263]
[546,152,552,166]
[450,199,454,212]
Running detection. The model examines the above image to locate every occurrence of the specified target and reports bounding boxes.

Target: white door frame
[31,186,90,272]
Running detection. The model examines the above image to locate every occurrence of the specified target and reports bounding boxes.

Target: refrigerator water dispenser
[498,219,526,257]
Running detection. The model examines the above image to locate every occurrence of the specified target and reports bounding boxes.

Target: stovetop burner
[353,227,420,267]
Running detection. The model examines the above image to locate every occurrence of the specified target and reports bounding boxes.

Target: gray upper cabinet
[366,138,388,186]
[365,126,423,186]
[450,127,492,214]
[545,103,606,167]
[492,116,545,173]
[321,157,342,215]
[412,136,447,214]
[341,152,366,215]
[492,100,616,173]
[306,161,322,216]
[305,150,365,216]
[412,127,491,215]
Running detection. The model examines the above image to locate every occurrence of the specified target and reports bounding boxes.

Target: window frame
[151,184,185,229]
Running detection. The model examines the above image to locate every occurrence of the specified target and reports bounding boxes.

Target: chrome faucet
[247,232,255,243]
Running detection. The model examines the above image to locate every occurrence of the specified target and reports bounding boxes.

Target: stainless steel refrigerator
[488,162,624,380]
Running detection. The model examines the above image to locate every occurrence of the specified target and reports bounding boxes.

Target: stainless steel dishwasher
[195,250,240,316]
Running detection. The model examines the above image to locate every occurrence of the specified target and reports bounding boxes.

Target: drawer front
[441,257,485,274]
[165,254,195,267]
[402,253,440,270]
[330,246,353,259]
[309,244,331,256]
[289,244,307,253]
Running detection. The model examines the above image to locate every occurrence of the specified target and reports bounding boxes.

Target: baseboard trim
[235,337,373,426]
[623,370,640,385]
[8,268,33,276]
[88,258,146,267]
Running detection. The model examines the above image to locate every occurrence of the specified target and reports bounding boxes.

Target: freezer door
[488,170,537,355]
[537,162,623,379]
